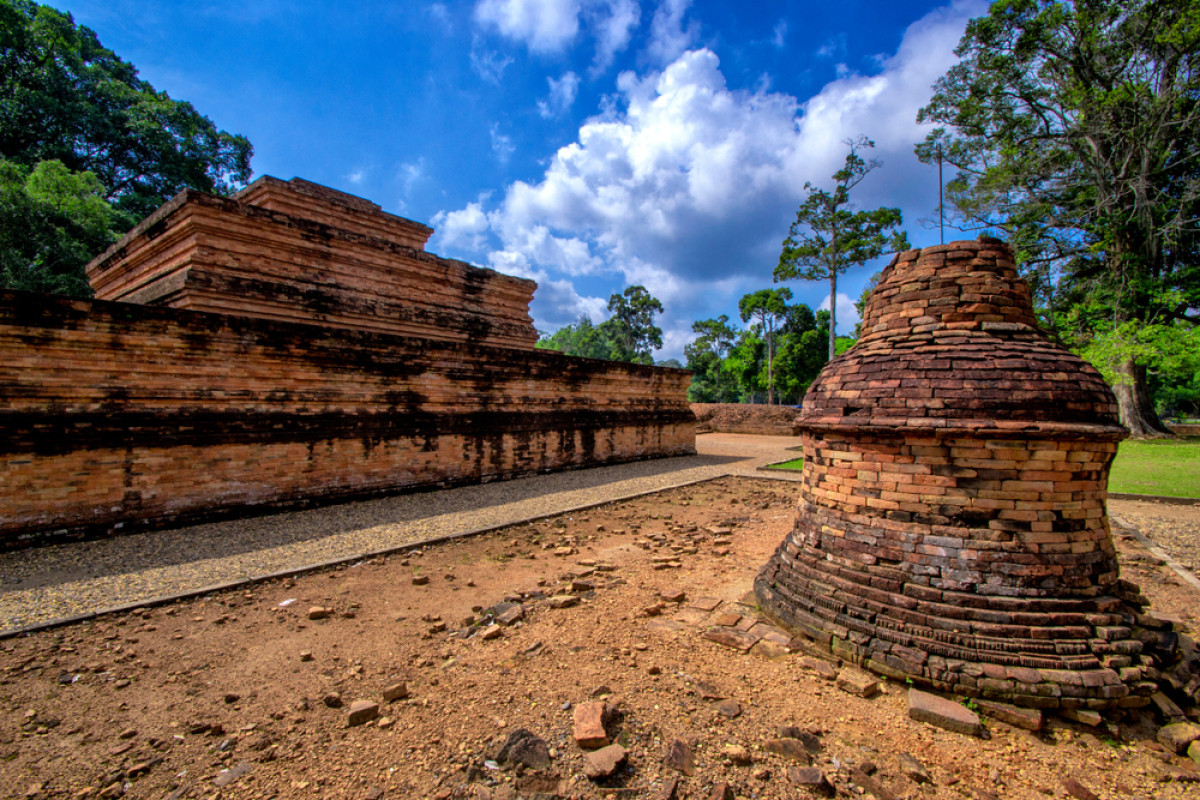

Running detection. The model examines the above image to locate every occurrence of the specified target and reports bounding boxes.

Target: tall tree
[606,285,664,364]
[775,136,909,359]
[684,315,740,402]
[535,316,614,360]
[0,0,252,222]
[738,288,792,404]
[915,0,1200,436]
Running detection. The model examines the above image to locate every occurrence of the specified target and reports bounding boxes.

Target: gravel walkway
[1110,499,1200,575]
[0,434,802,635]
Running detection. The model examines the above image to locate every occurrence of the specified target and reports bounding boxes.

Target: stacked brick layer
[86,178,537,349]
[0,291,694,548]
[755,240,1151,709]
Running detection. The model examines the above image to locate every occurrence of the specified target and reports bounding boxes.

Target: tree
[605,285,664,364]
[775,136,909,359]
[684,315,739,402]
[915,0,1200,436]
[0,158,119,295]
[738,288,792,404]
[0,0,252,223]
[535,316,614,360]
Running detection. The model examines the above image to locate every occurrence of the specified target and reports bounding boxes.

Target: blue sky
[54,0,987,361]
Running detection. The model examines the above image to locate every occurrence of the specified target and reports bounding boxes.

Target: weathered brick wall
[755,239,1159,710]
[86,177,538,349]
[0,291,694,547]
[690,403,800,436]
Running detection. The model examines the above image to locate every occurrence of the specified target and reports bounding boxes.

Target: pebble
[663,738,695,775]
[723,744,752,765]
[547,595,579,609]
[573,701,610,748]
[307,606,331,621]
[382,682,409,702]
[898,752,931,784]
[583,744,626,779]
[346,700,379,726]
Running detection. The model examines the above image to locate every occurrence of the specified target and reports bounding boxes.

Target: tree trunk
[1112,358,1173,438]
[828,270,837,361]
[766,332,774,405]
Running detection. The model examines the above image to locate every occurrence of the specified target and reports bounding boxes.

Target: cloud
[817,292,862,331]
[646,0,699,65]
[490,124,516,163]
[816,33,846,60]
[470,38,514,83]
[432,200,492,252]
[474,0,581,53]
[771,19,787,49]
[436,1,985,355]
[345,169,366,185]
[538,71,581,118]
[473,0,640,71]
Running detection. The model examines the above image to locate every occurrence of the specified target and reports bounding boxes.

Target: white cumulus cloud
[538,71,581,118]
[438,1,985,356]
[474,0,641,71]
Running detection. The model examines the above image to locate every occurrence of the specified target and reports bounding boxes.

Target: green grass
[1109,438,1200,498]
[768,457,805,471]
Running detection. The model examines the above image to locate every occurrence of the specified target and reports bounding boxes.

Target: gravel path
[0,433,801,634]
[1110,498,1200,575]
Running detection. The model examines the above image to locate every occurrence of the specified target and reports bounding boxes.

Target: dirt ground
[2,476,1198,800]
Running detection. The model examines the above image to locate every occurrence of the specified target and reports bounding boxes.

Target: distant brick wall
[0,291,694,548]
[690,403,799,436]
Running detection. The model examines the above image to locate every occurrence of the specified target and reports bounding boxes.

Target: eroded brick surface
[755,239,1158,710]
[1,178,695,547]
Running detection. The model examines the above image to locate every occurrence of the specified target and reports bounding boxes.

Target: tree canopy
[738,287,792,404]
[535,285,664,366]
[916,0,1200,435]
[0,0,253,296]
[775,136,909,359]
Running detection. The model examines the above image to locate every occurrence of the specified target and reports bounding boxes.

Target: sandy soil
[2,477,1198,800]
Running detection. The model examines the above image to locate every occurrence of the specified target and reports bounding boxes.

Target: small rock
[322,692,343,708]
[213,762,253,788]
[1189,739,1200,765]
[118,727,137,740]
[1151,691,1187,722]
[347,700,379,726]
[1061,708,1103,727]
[695,680,724,700]
[709,783,734,800]
[836,669,880,698]
[382,683,409,702]
[799,656,839,681]
[495,604,525,626]
[571,579,596,593]
[907,689,985,737]
[480,624,503,640]
[573,701,610,748]
[548,595,580,609]
[1157,721,1200,755]
[660,589,687,603]
[224,693,240,704]
[299,650,314,662]
[659,775,680,800]
[723,744,753,765]
[664,738,695,775]
[1062,778,1099,800]
[307,606,331,621]
[496,728,552,770]
[583,744,626,779]
[788,767,834,796]
[716,699,743,718]
[411,575,429,586]
[898,752,931,784]
[764,738,811,764]
[975,699,1042,731]
[377,717,394,730]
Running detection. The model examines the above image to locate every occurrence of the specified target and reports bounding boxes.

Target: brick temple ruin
[756,238,1194,711]
[0,177,694,548]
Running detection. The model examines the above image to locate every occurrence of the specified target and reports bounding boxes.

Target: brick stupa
[755,238,1160,710]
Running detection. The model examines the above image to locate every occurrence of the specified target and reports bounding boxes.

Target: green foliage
[775,136,909,359]
[916,0,1200,434]
[606,285,664,365]
[0,158,120,295]
[0,0,253,220]
[535,285,665,365]
[738,287,792,404]
[686,294,831,405]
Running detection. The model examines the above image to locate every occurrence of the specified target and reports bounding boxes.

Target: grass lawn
[769,457,805,470]
[770,440,1199,498]
[1108,438,1200,498]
